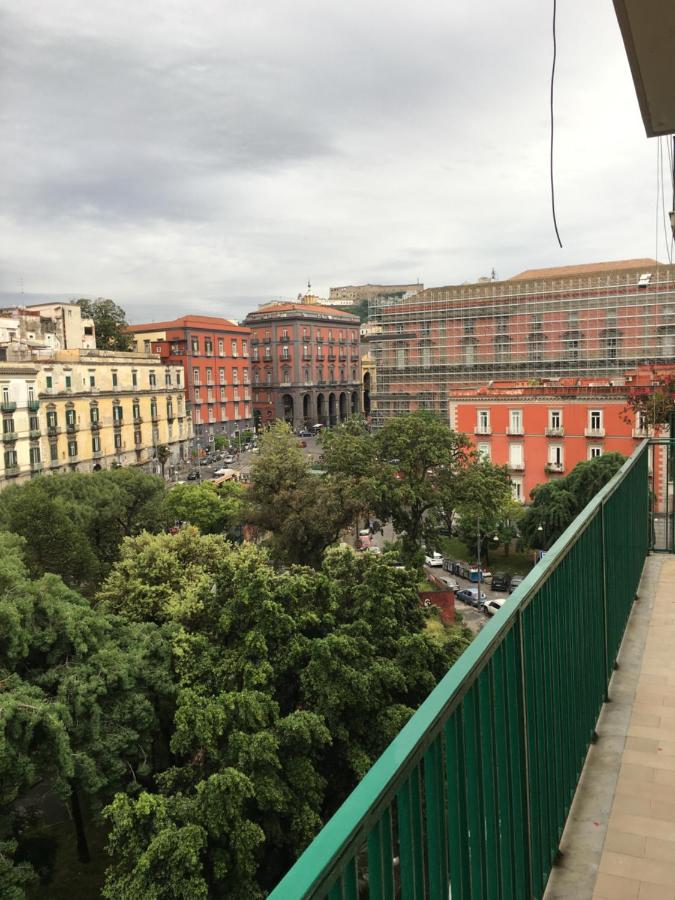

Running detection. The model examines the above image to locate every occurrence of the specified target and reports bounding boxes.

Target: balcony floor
[545,554,675,900]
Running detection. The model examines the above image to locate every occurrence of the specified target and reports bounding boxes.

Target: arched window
[254,369,260,385]
[304,368,310,383]
[351,368,356,382]
[283,368,290,383]
[329,368,334,383]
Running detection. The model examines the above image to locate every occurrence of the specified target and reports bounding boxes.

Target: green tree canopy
[76,298,134,352]
[0,469,167,593]
[519,453,626,549]
[98,533,470,896]
[623,370,675,427]
[162,481,243,536]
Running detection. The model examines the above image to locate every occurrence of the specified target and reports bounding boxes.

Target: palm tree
[156,444,171,478]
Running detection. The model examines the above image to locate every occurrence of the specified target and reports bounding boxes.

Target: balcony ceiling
[613,0,675,136]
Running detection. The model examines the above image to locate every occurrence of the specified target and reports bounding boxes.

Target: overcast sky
[0,0,669,322]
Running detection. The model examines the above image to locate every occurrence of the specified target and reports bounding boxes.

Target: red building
[449,364,672,511]
[129,316,253,445]
[243,298,361,430]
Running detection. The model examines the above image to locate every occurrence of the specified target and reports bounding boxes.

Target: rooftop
[128,315,246,333]
[509,259,662,281]
[245,302,359,322]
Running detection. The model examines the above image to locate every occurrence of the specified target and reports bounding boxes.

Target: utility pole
[476,516,481,585]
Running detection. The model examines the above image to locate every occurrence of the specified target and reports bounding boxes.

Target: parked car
[486,598,507,616]
[425,551,443,567]
[491,572,511,592]
[213,467,235,477]
[186,471,201,481]
[199,456,213,466]
[509,574,526,594]
[440,576,460,592]
[223,456,235,465]
[299,430,313,437]
[456,588,487,607]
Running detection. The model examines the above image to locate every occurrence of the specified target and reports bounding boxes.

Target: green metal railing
[270,442,650,900]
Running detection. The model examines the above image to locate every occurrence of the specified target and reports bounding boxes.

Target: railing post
[600,503,610,697]
[516,610,535,899]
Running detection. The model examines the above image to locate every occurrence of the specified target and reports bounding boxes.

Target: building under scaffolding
[369,259,675,424]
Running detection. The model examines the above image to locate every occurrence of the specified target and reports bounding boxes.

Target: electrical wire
[659,137,674,264]
[550,0,563,248]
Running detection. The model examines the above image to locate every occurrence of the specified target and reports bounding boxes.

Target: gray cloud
[0,0,667,321]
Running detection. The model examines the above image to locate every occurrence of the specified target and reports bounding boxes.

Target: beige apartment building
[0,303,192,488]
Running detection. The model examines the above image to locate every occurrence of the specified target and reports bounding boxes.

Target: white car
[485,598,507,616]
[425,552,443,567]
[213,467,235,477]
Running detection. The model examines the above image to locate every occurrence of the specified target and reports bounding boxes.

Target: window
[231,340,238,357]
[282,346,289,360]
[132,371,137,387]
[589,446,602,459]
[65,374,72,389]
[509,409,522,434]
[149,372,157,387]
[113,405,123,423]
[90,406,99,423]
[68,440,78,458]
[509,443,524,468]
[396,348,407,368]
[89,374,96,387]
[243,369,249,384]
[29,415,39,431]
[218,339,224,356]
[133,402,140,420]
[112,372,118,387]
[549,445,563,466]
[511,478,523,502]
[191,338,199,353]
[242,340,248,356]
[317,346,323,359]
[144,339,151,353]
[193,367,200,384]
[92,435,101,453]
[589,409,602,431]
[477,442,491,459]
[422,347,431,367]
[204,340,213,355]
[165,371,172,386]
[234,403,240,418]
[232,369,239,384]
[463,342,476,366]
[254,370,260,385]
[206,367,213,384]
[282,369,290,384]
[219,368,225,384]
[114,432,122,450]
[50,442,59,461]
[29,446,41,464]
[176,370,181,387]
[46,375,53,389]
[266,372,272,386]
[549,409,561,430]
[66,408,76,427]
[220,387,225,400]
[264,346,271,360]
[4,449,17,468]
[477,409,490,433]
[2,417,15,434]
[252,347,259,361]
[134,430,142,445]
[304,368,310,383]
[47,410,57,429]
[28,386,35,402]
[150,400,158,419]
[282,329,288,341]
[605,336,618,358]
[2,388,9,404]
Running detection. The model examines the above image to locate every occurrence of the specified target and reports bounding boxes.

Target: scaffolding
[369,263,675,424]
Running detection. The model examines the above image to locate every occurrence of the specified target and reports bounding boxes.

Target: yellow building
[39,350,191,477]
[0,350,192,489]
[1,363,42,484]
[360,323,380,420]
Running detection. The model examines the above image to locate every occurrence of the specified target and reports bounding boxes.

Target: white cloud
[0,0,665,321]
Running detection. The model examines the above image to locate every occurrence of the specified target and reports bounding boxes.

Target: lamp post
[476,516,481,585]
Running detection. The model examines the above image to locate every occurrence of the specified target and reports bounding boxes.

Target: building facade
[128,316,253,447]
[0,302,96,358]
[328,283,424,306]
[370,260,675,424]
[243,300,361,430]
[0,350,189,488]
[449,366,671,511]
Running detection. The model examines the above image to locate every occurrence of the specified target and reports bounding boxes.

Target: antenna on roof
[307,278,312,294]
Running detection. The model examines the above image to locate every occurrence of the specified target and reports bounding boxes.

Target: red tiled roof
[245,302,359,319]
[509,259,662,280]
[128,315,248,333]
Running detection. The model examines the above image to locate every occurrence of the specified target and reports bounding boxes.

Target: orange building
[449,365,672,511]
[128,316,253,447]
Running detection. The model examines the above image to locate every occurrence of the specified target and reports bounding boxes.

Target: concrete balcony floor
[545,555,675,900]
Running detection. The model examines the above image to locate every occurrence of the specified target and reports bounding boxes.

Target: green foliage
[520,453,626,549]
[247,423,362,567]
[155,445,171,477]
[76,298,134,352]
[99,535,469,895]
[213,435,227,450]
[623,371,675,427]
[162,482,242,536]
[0,535,173,894]
[452,458,514,561]
[0,469,167,593]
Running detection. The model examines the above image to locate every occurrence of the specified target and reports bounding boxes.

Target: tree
[162,482,243,536]
[453,459,514,564]
[247,423,362,567]
[98,535,470,896]
[76,298,134,352]
[519,453,626,549]
[0,532,173,886]
[156,445,171,478]
[0,470,167,593]
[623,370,675,428]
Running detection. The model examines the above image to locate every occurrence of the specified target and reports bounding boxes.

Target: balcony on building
[4,464,20,477]
[47,425,61,436]
[90,420,101,431]
[30,460,44,472]
[27,399,40,411]
[584,427,605,438]
[545,461,565,474]
[545,426,565,437]
[506,426,524,436]
[1,401,17,413]
[507,460,525,471]
[29,428,41,439]
[268,441,663,900]
[474,425,492,435]
[632,426,649,438]
[2,431,18,443]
